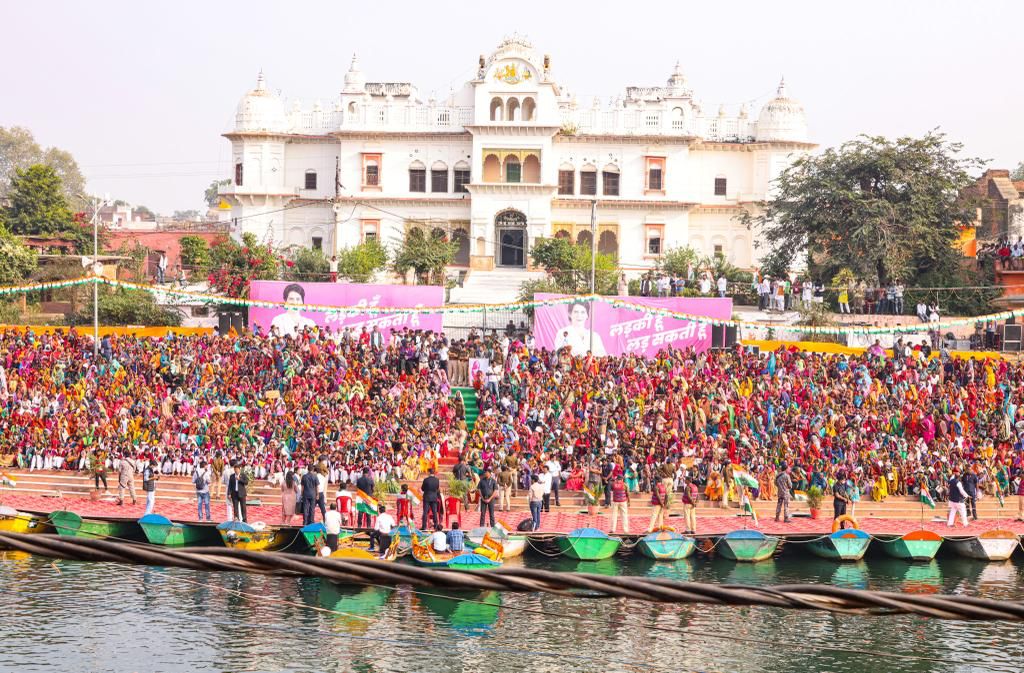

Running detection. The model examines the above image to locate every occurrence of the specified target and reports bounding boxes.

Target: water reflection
[417,590,502,634]
[317,583,391,634]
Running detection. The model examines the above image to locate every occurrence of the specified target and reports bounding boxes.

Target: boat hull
[139,516,221,547]
[879,531,943,561]
[218,528,285,551]
[50,511,138,540]
[637,535,696,561]
[947,534,1017,562]
[411,546,501,570]
[554,536,621,560]
[807,531,870,561]
[717,531,779,562]
[0,511,49,536]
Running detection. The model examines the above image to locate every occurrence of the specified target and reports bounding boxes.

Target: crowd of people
[2,323,1023,530]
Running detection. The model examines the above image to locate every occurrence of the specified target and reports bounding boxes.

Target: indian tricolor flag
[406,485,422,506]
[732,465,758,489]
[0,472,16,487]
[920,490,935,509]
[355,489,379,516]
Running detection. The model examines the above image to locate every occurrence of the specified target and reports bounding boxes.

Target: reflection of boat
[636,557,693,581]
[946,530,1018,562]
[637,529,696,561]
[50,510,139,540]
[900,560,942,594]
[554,528,621,560]
[418,590,501,632]
[216,521,288,551]
[830,561,868,589]
[716,530,779,562]
[877,530,943,561]
[0,507,50,535]
[468,526,526,558]
[807,529,871,561]
[560,557,622,576]
[328,534,399,561]
[726,558,777,584]
[319,584,391,634]
[138,514,221,547]
[411,538,502,570]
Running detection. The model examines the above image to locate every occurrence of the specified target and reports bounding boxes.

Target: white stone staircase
[448,268,547,304]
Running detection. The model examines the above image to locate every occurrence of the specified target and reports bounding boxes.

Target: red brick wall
[105,230,226,280]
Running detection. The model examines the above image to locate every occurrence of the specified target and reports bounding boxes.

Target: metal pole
[93,198,99,359]
[589,199,597,354]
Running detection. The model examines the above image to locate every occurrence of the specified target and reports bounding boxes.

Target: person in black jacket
[300,467,320,526]
[421,468,441,530]
[355,468,375,528]
[227,461,249,523]
[962,464,980,521]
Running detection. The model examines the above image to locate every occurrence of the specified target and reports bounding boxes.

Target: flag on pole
[996,488,1005,508]
[355,489,379,516]
[732,465,758,489]
[406,485,422,506]
[919,490,935,509]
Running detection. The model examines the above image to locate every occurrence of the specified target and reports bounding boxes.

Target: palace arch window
[482,154,501,182]
[598,229,618,258]
[522,154,540,183]
[577,229,592,248]
[408,160,426,192]
[489,97,504,121]
[431,161,448,193]
[602,164,620,196]
[522,97,536,121]
[453,161,471,192]
[506,98,520,122]
[304,169,317,190]
[580,164,597,196]
[503,155,521,183]
[558,163,575,195]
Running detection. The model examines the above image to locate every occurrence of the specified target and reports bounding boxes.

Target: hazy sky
[2,0,1020,214]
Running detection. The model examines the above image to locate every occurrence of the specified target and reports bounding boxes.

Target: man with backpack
[194,460,212,521]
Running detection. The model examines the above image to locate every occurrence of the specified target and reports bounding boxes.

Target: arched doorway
[598,230,618,258]
[495,208,527,268]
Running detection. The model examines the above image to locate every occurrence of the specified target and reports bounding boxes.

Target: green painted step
[455,387,479,432]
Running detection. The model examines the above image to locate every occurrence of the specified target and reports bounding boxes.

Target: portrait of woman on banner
[270,283,317,338]
[553,300,606,356]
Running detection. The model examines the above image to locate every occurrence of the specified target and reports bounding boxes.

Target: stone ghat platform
[3,491,1023,538]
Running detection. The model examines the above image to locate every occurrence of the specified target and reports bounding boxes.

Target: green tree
[283,246,330,282]
[115,239,151,280]
[0,227,38,284]
[392,227,456,284]
[173,209,200,220]
[528,236,618,294]
[0,164,96,252]
[71,286,182,327]
[1011,162,1024,182]
[0,126,87,208]
[207,232,279,297]
[744,131,986,304]
[337,239,388,283]
[657,246,699,277]
[134,205,157,220]
[205,179,231,208]
[178,235,210,272]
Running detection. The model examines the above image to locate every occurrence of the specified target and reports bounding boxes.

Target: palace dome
[234,72,288,133]
[755,78,808,142]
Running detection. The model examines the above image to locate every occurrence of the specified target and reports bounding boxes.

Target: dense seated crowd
[1,325,1022,517]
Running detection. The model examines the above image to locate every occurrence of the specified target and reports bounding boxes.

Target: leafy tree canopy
[178,235,210,272]
[0,126,86,209]
[0,164,96,252]
[282,246,330,282]
[528,237,618,295]
[392,227,456,284]
[1011,162,1024,182]
[71,286,182,327]
[207,232,279,297]
[0,227,38,285]
[205,179,231,208]
[337,239,388,283]
[746,131,984,292]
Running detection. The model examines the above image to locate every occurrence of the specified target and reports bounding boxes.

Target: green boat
[554,528,621,560]
[299,522,355,551]
[138,514,221,547]
[807,529,871,561]
[716,529,779,562]
[878,530,943,561]
[636,530,696,561]
[50,510,140,540]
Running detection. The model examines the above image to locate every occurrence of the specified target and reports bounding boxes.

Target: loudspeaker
[725,325,738,348]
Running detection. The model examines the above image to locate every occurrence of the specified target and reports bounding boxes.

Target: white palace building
[220,36,812,297]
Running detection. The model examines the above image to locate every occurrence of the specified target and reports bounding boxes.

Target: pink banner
[533,294,732,357]
[249,281,443,339]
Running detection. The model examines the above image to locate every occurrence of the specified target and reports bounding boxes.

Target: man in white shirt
[545,458,562,507]
[699,274,711,295]
[538,467,553,513]
[429,526,449,552]
[324,503,343,552]
[717,275,728,298]
[370,505,395,556]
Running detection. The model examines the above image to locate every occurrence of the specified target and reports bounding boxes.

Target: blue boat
[716,529,779,562]
[637,529,696,561]
[808,528,871,561]
[554,528,621,560]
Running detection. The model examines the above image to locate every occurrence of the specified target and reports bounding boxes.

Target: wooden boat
[637,529,696,561]
[411,538,502,570]
[327,534,399,561]
[946,529,1018,562]
[216,521,287,551]
[878,530,943,561]
[390,524,425,555]
[468,526,526,558]
[807,529,871,561]
[0,506,50,535]
[554,527,621,560]
[716,529,779,562]
[138,514,221,547]
[50,510,139,540]
[300,522,355,552]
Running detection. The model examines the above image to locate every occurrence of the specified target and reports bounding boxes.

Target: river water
[1,548,1022,673]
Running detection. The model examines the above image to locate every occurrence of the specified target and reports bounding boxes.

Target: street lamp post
[80,193,108,359]
[589,199,597,354]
